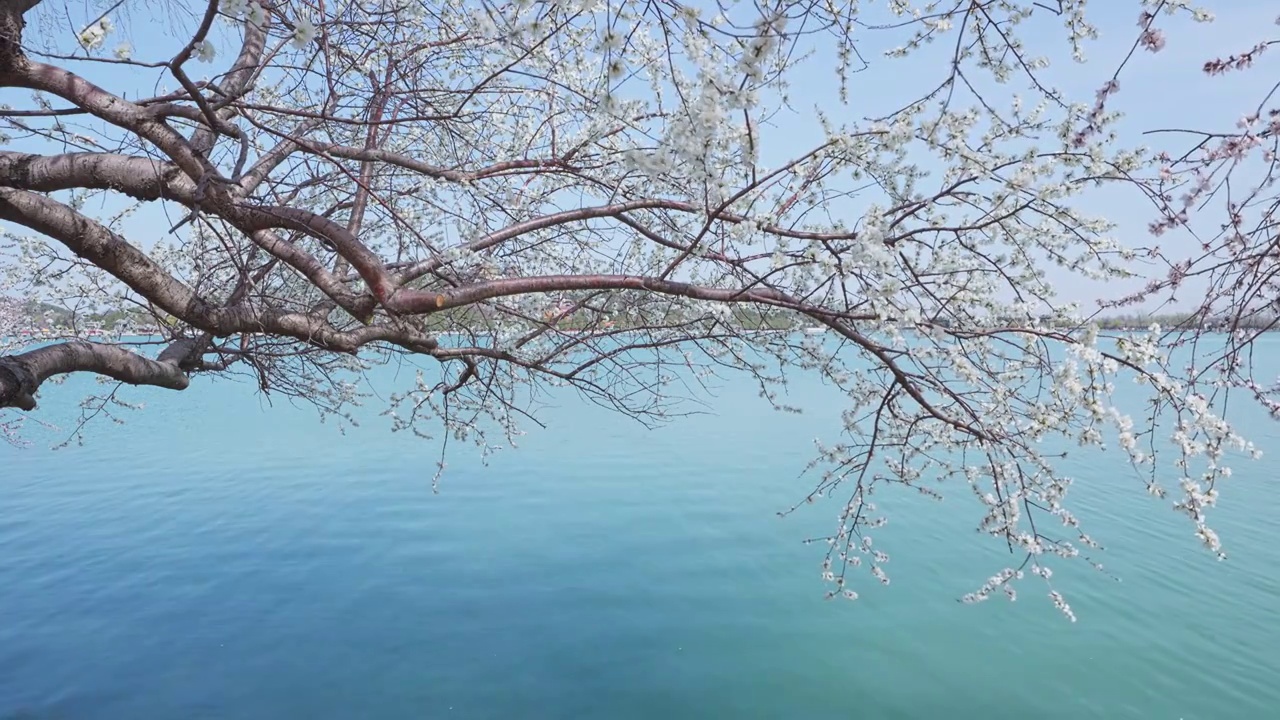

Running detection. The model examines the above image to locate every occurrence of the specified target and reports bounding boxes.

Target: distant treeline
[1093,313,1280,331]
[8,295,1277,336]
[1,299,159,331]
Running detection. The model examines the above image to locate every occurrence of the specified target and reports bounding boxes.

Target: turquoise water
[2,343,1278,718]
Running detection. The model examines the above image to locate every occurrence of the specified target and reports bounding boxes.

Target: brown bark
[0,341,190,411]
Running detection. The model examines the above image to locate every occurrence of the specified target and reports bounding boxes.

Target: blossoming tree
[0,0,1271,616]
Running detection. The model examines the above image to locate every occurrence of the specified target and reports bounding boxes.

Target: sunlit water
[2,338,1278,719]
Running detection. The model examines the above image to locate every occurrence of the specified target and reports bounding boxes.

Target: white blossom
[292,17,316,49]
[194,41,216,63]
[247,3,267,28]
[76,17,112,50]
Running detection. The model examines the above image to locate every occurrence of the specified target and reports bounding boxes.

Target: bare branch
[0,340,189,410]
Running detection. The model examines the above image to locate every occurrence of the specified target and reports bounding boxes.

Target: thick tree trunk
[0,0,39,75]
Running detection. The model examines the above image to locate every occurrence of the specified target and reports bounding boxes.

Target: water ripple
[2,367,1277,719]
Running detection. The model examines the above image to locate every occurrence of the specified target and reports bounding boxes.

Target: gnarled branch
[0,341,189,410]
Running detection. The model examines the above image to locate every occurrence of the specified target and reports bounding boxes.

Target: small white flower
[247,2,267,27]
[600,29,624,52]
[77,18,112,50]
[292,17,316,49]
[113,42,132,60]
[78,27,104,50]
[194,40,217,63]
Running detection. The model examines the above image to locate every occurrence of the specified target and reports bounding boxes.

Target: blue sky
[755,0,1279,311]
[3,0,1277,313]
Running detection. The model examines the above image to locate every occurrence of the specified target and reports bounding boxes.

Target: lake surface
[2,340,1278,719]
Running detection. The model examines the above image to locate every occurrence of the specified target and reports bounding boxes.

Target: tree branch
[388,273,797,314]
[0,186,433,353]
[0,150,195,201]
[0,186,226,328]
[0,341,190,411]
[10,59,214,183]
